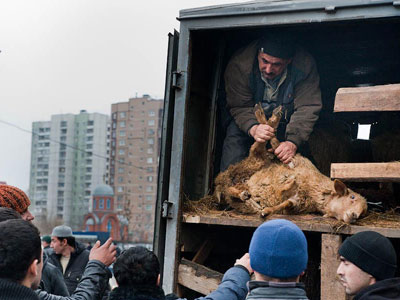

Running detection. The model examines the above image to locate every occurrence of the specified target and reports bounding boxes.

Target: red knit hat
[0,184,31,214]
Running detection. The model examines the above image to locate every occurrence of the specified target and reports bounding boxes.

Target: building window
[106,198,111,209]
[145,204,152,211]
[118,167,124,173]
[120,112,126,118]
[146,185,153,192]
[147,157,153,164]
[147,176,153,182]
[147,148,153,154]
[117,186,124,193]
[119,149,125,155]
[118,176,123,183]
[60,121,67,127]
[148,120,155,126]
[119,139,125,146]
[148,110,155,117]
[120,130,126,137]
[87,128,93,134]
[87,120,94,126]
[99,198,104,209]
[93,199,97,209]
[148,138,154,145]
[107,220,112,232]
[120,121,126,128]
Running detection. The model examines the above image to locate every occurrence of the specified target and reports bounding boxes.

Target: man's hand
[89,238,117,266]
[234,253,253,275]
[249,124,275,143]
[274,141,297,164]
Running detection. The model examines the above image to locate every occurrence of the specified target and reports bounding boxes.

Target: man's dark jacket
[36,260,111,300]
[224,39,322,148]
[354,278,400,300]
[48,242,90,295]
[108,266,250,300]
[40,251,69,296]
[0,278,39,300]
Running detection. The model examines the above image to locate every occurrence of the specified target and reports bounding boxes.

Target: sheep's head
[327,180,367,224]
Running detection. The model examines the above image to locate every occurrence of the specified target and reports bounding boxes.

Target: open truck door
[153,30,179,292]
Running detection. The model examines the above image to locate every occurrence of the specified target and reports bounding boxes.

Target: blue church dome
[92,184,114,196]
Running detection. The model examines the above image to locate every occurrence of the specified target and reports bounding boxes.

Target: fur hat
[0,184,31,214]
[339,231,397,280]
[249,219,308,279]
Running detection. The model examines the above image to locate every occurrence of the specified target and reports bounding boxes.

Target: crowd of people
[0,35,395,299]
[0,183,399,300]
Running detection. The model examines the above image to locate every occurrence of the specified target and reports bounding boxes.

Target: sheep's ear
[334,179,348,196]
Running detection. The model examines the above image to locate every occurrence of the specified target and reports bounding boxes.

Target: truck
[154,1,400,299]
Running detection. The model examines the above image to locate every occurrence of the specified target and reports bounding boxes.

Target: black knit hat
[258,34,295,59]
[339,231,397,280]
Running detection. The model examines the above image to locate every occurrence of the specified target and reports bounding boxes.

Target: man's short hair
[0,219,41,282]
[54,236,76,248]
[339,231,397,280]
[249,219,308,279]
[113,246,160,287]
[0,207,21,222]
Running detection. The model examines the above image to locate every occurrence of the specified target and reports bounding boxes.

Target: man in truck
[221,34,322,171]
[337,231,400,299]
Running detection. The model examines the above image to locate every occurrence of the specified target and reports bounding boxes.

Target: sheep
[214,104,367,224]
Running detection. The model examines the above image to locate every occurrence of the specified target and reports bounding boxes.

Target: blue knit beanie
[249,219,308,279]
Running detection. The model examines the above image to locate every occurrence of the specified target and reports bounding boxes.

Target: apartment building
[110,95,163,243]
[29,110,110,231]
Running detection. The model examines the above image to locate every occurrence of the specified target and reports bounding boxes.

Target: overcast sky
[0,0,249,190]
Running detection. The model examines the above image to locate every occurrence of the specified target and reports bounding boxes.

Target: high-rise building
[29,110,110,231]
[110,95,163,243]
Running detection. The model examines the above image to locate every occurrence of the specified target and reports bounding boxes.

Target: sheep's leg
[250,104,283,157]
[277,178,297,200]
[260,199,296,217]
[226,185,250,202]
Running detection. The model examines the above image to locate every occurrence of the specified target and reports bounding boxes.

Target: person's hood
[355,277,400,300]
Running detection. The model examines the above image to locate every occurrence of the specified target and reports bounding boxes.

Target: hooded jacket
[40,251,69,296]
[354,278,400,300]
[224,39,322,147]
[48,242,90,295]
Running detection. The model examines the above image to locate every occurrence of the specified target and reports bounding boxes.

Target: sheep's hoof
[239,191,250,201]
[260,207,273,217]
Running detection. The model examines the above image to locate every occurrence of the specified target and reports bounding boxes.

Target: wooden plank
[331,162,400,182]
[192,239,214,265]
[334,83,400,112]
[321,234,348,300]
[178,258,223,295]
[183,213,400,238]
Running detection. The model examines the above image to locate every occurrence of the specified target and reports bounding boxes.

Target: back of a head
[0,184,31,215]
[0,207,21,222]
[113,246,160,287]
[249,219,308,279]
[339,231,397,280]
[0,219,41,282]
